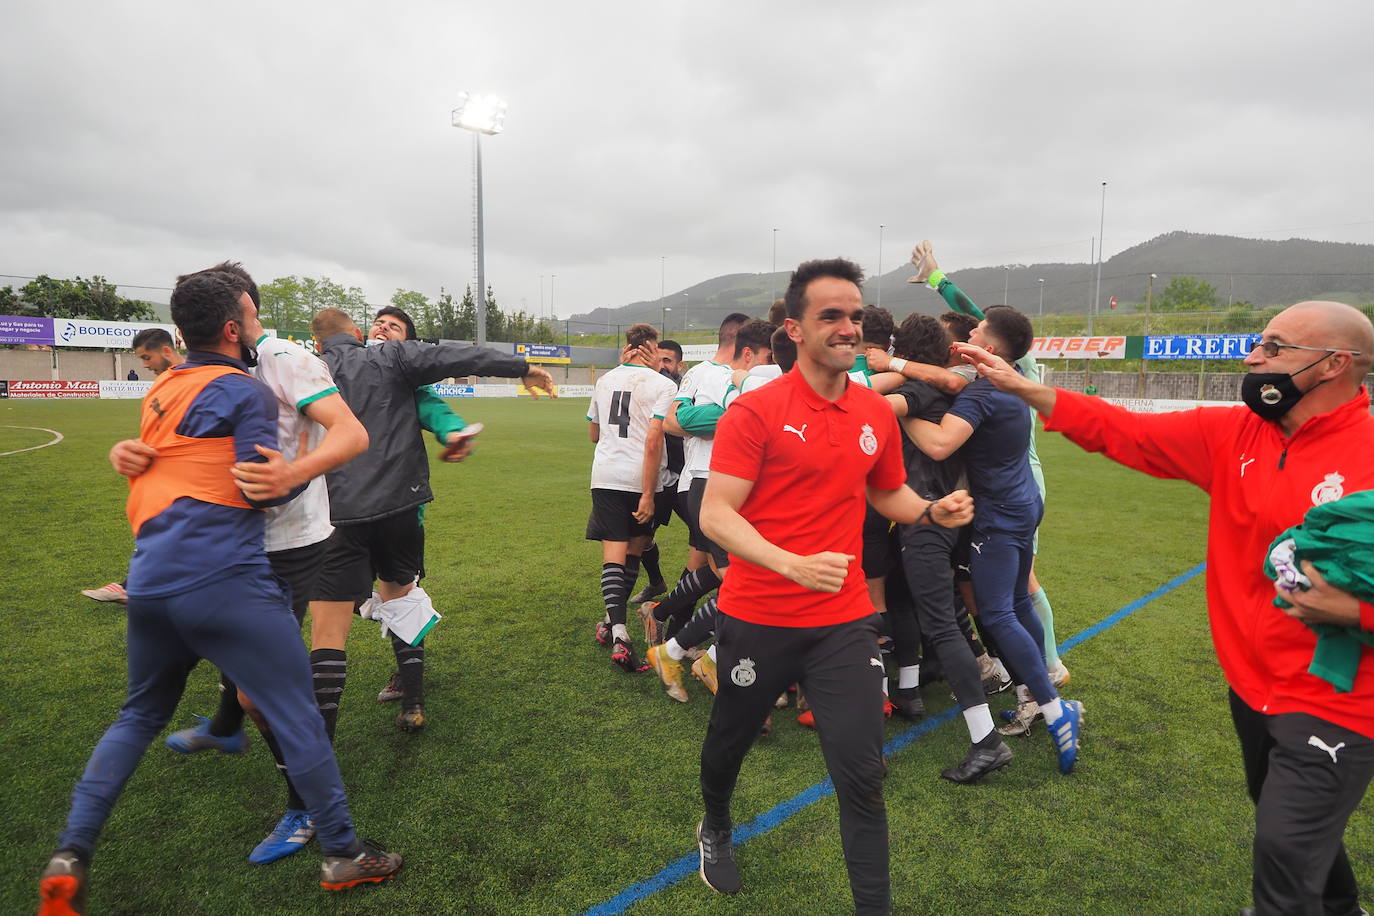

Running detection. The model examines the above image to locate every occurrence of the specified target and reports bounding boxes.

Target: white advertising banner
[52,318,178,349]
[680,344,717,361]
[1104,397,1236,413]
[99,380,154,399]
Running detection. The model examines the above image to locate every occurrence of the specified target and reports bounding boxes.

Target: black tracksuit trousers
[700,611,889,914]
[1229,690,1374,916]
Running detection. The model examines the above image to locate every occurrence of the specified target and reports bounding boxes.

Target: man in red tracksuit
[959,300,1374,916]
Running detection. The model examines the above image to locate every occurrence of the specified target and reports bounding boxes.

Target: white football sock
[612,623,630,643]
[963,704,995,743]
[664,638,685,661]
[1040,698,1065,723]
[897,665,920,690]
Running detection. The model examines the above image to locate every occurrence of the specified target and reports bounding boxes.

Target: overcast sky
[3,0,1372,324]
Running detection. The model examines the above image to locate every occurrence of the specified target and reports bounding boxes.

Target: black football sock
[208,671,246,737]
[601,562,629,629]
[390,632,426,707]
[624,554,642,597]
[310,648,347,743]
[640,543,664,586]
[261,727,308,812]
[653,566,721,623]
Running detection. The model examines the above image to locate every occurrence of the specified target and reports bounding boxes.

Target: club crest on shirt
[858,423,878,456]
[730,657,757,688]
[1311,472,1344,505]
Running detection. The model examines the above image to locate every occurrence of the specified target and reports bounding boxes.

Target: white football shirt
[253,334,338,552]
[677,360,733,490]
[587,363,678,493]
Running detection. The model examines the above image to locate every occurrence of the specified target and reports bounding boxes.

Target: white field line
[0,425,64,457]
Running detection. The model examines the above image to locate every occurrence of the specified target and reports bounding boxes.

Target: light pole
[1003,266,1011,305]
[549,274,556,319]
[1038,278,1045,317]
[771,228,778,301]
[660,256,666,319]
[683,292,689,330]
[539,274,545,319]
[876,224,885,308]
[452,92,507,348]
[1093,181,1107,335]
[662,306,671,333]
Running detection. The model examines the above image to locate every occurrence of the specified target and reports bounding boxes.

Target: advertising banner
[556,384,595,398]
[681,344,716,361]
[516,343,571,364]
[1143,334,1262,360]
[431,384,476,398]
[51,318,179,349]
[6,380,100,399]
[98,380,154,399]
[1028,336,1128,360]
[1105,397,1237,413]
[0,380,7,398]
[0,315,55,346]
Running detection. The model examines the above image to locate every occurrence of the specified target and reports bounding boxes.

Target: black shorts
[652,485,691,529]
[267,539,328,624]
[685,476,730,569]
[585,488,653,542]
[314,510,425,603]
[861,505,894,579]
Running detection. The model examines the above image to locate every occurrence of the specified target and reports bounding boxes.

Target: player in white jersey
[109,262,369,865]
[586,323,679,673]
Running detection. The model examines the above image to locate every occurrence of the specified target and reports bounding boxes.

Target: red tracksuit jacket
[1044,388,1374,738]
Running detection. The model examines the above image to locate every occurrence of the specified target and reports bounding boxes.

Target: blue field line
[581,562,1208,916]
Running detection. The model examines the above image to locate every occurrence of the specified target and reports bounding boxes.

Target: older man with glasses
[958,300,1374,916]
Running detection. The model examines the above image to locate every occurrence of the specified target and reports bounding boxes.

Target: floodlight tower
[452,92,507,347]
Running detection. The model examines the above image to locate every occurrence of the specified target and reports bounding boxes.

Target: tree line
[0,274,560,346]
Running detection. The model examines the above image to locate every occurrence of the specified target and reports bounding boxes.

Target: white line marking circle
[0,425,64,457]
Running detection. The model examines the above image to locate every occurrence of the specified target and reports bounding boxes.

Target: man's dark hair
[940,310,978,344]
[176,261,259,309]
[717,312,750,347]
[375,305,417,340]
[733,319,776,359]
[893,314,950,367]
[770,326,797,372]
[784,258,865,320]
[131,328,175,352]
[659,339,683,361]
[766,299,787,326]
[982,305,1034,361]
[626,322,659,349]
[861,306,894,348]
[170,271,245,349]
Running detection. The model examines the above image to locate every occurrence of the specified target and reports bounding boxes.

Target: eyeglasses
[1249,341,1362,358]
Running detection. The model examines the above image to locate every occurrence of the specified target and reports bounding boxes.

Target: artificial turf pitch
[0,396,1369,914]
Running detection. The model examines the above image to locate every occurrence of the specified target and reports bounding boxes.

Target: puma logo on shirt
[783,423,808,442]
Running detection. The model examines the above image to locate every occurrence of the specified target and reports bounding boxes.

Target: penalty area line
[580,561,1207,916]
[0,425,64,457]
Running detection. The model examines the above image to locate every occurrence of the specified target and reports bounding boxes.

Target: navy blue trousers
[57,565,358,856]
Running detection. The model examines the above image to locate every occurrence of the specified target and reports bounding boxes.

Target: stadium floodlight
[452,93,507,135]
[452,92,508,347]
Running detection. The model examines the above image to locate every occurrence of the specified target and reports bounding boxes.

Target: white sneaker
[977,654,1013,695]
[80,582,128,603]
[1047,661,1071,689]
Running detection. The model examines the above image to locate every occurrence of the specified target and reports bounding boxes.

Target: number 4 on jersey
[609,390,632,438]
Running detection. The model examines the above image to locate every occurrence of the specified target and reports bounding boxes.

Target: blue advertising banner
[0,315,54,346]
[431,384,476,398]
[1143,334,1262,360]
[515,343,571,364]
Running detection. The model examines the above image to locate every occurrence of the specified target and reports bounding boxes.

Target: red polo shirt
[710,366,906,627]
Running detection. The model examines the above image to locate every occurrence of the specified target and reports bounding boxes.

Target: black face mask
[1240,355,1328,420]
